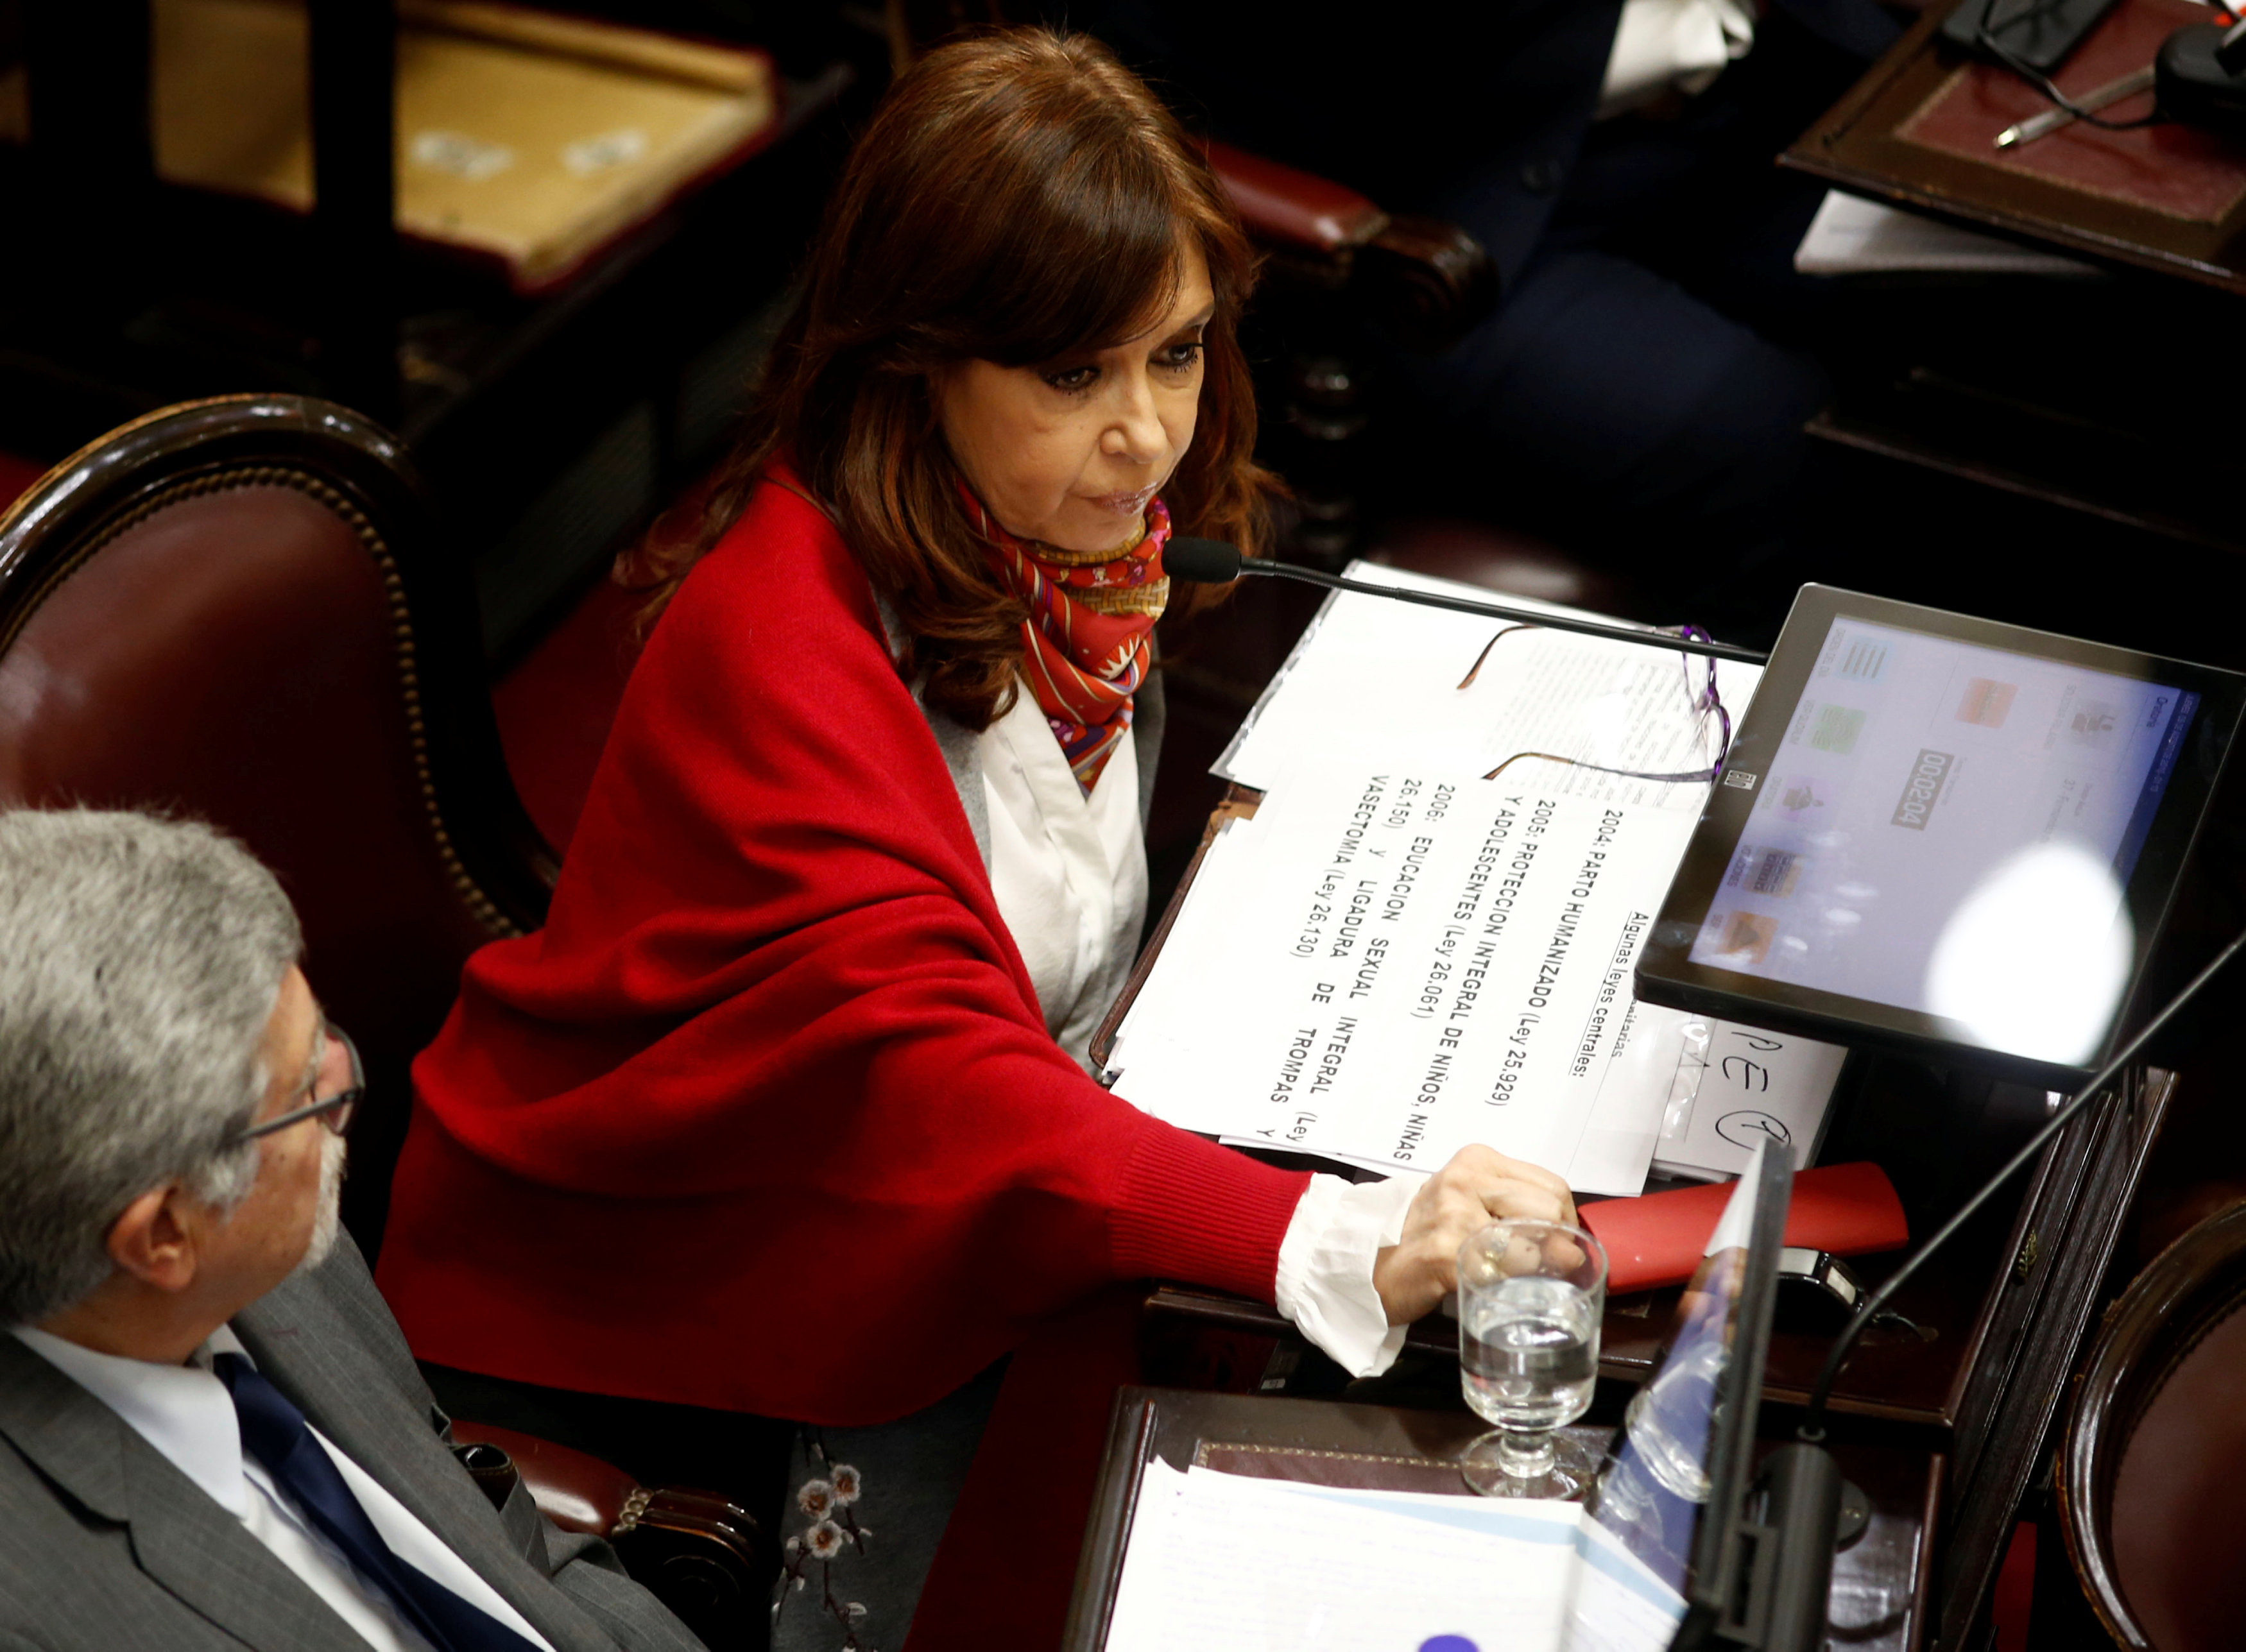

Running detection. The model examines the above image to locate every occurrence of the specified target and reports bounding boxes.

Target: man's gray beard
[294,1132,347,1276]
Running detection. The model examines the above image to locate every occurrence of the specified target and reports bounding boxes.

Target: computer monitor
[1635,586,2246,1086]
[1564,1143,1842,1652]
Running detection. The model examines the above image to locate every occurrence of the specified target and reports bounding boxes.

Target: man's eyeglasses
[232,1021,364,1143]
[1459,624,1733,785]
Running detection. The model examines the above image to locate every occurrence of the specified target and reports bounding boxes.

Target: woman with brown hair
[376,24,1573,1637]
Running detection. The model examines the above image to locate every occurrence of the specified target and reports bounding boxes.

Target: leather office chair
[0,393,554,1253]
[1176,141,1640,615]
[2061,1200,2246,1650]
[1198,138,1498,566]
[0,395,775,1647]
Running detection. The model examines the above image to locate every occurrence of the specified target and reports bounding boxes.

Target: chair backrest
[2062,1199,2246,1649]
[0,395,556,1254]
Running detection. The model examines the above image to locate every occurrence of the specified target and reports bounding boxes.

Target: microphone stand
[1797,921,2246,1440]
[1205,558,1770,666]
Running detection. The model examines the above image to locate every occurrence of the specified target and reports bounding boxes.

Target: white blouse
[979,681,1414,1377]
[980,685,1149,1074]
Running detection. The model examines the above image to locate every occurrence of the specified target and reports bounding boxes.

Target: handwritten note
[1631,1010,1848,1180]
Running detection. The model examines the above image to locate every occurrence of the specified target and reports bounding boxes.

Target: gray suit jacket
[0,1238,705,1652]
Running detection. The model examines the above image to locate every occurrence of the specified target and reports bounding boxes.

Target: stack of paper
[1216,565,1740,806]
[1794,190,2104,280]
[1103,1461,1683,1652]
[1107,565,1845,1195]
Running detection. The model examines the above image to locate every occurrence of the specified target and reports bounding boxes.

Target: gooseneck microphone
[1163,538,1770,666]
[1797,920,2246,1441]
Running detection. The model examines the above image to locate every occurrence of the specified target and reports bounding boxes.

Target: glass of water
[1457,1218,1609,1498]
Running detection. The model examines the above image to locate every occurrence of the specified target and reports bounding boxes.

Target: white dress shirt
[10,1324,556,1652]
[980,682,1414,1378]
[981,683,1150,1076]
[1599,0,1756,117]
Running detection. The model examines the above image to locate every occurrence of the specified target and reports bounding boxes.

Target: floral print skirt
[769,1363,1004,1652]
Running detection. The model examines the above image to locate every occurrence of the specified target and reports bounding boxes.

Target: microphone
[1163,537,1253,583]
[1164,538,1769,666]
[1797,919,2246,1440]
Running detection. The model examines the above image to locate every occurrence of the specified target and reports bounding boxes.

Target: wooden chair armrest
[1201,140,1497,348]
[450,1420,638,1535]
[450,1419,780,1649]
[1354,214,1500,351]
[1203,139,1389,255]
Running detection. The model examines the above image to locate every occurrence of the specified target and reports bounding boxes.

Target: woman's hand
[1371,1146,1577,1326]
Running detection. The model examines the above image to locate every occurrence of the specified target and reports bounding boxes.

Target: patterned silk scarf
[968,490,1172,794]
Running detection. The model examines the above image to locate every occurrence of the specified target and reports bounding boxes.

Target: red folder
[1582,1162,1909,1295]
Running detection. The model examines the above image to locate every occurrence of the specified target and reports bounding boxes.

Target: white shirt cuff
[1273,1173,1423,1379]
[1599,0,1756,117]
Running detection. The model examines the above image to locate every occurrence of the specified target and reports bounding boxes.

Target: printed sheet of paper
[1110,764,1697,1193]
[1102,817,1263,1132]
[1103,1460,1582,1652]
[1218,562,1760,815]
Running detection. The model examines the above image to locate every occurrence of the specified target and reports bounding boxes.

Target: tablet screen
[1638,589,2245,1077]
[1686,618,2197,1030]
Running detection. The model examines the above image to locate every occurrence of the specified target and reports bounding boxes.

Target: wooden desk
[1097,787,2178,1651]
[1774,0,2246,558]
[0,13,875,663]
[1063,1388,1942,1652]
[1785,0,2246,292]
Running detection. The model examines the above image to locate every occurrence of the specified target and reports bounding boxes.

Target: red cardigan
[375,475,1310,1424]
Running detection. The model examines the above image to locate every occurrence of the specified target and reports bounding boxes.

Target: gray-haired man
[0,809,704,1652]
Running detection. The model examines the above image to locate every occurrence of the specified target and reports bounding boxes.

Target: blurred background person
[1058,0,1905,627]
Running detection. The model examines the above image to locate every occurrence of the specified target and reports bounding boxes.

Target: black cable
[1163,541,1771,665]
[1975,0,2170,129]
[1796,921,2246,1441]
